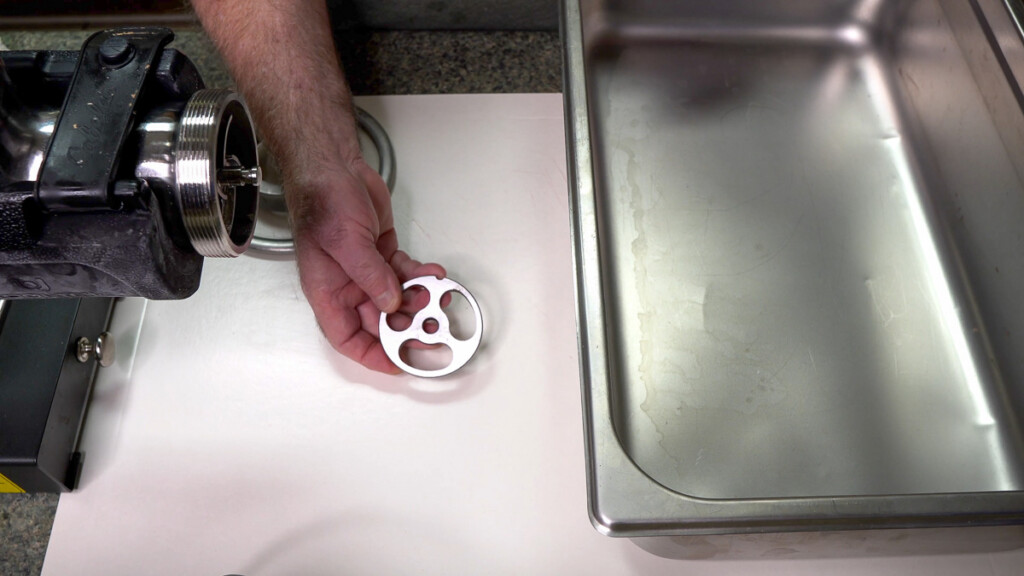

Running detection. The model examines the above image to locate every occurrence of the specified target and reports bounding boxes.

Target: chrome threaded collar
[174,88,260,257]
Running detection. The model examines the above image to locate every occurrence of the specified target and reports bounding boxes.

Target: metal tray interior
[565,0,1024,532]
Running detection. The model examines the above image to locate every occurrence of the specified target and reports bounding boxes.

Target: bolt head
[99,37,134,68]
[95,332,115,367]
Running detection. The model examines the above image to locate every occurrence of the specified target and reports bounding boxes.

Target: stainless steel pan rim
[563,0,1024,537]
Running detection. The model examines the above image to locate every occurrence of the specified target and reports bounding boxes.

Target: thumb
[331,223,401,312]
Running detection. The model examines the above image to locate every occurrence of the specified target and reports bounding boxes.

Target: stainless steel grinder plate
[379,276,483,378]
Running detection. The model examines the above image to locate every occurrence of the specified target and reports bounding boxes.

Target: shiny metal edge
[954,0,1024,185]
[976,0,1024,85]
[561,0,1024,537]
[561,0,611,536]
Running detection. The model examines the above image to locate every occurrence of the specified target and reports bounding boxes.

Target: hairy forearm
[190,0,361,186]
[193,0,429,372]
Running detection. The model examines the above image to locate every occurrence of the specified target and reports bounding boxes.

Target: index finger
[296,238,400,374]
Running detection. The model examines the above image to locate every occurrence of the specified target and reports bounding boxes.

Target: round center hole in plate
[423,318,440,334]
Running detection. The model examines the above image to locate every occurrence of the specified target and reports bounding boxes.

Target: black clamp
[35,28,175,212]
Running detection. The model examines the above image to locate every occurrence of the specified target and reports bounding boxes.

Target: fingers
[338,328,402,374]
[288,163,449,375]
[359,162,394,233]
[327,219,402,313]
[296,240,400,374]
[376,228,400,263]
[390,250,446,283]
[296,165,401,314]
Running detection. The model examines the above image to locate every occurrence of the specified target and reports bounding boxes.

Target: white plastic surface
[43,95,1024,575]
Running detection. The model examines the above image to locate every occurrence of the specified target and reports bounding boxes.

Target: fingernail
[376,290,399,312]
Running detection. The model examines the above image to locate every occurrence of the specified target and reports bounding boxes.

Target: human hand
[191,0,445,373]
[288,154,445,374]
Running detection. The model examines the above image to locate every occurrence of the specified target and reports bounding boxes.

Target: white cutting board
[43,95,1024,575]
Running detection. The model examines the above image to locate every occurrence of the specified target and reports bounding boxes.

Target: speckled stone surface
[0,26,561,576]
[1,28,561,94]
[335,30,562,94]
[0,494,58,576]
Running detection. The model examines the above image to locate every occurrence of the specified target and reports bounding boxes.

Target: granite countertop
[0,26,561,576]
[0,28,562,94]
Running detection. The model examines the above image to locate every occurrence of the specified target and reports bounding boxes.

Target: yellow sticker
[0,472,25,493]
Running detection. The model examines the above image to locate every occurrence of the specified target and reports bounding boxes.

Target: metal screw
[217,166,262,188]
[77,332,115,367]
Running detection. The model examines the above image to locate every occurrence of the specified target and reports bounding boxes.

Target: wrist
[276,117,363,179]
